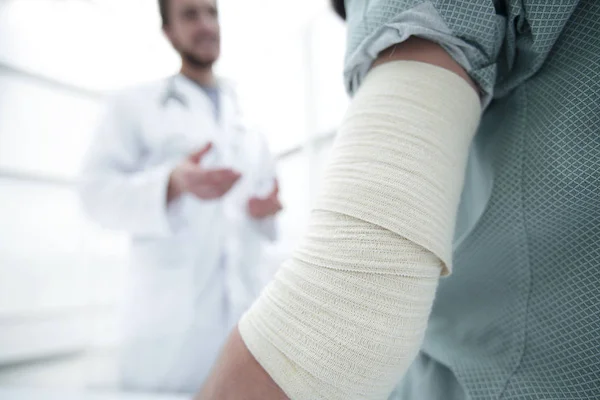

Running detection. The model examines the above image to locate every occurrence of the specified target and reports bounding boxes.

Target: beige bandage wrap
[239,61,481,399]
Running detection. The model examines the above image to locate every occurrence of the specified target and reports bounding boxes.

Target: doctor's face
[163,0,220,68]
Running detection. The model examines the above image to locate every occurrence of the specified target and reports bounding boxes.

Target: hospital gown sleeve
[344,0,506,107]
[78,95,175,237]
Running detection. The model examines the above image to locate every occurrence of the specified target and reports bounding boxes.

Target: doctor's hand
[247,180,283,219]
[168,143,241,202]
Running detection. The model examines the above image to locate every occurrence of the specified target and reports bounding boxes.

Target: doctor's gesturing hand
[247,180,282,219]
[167,143,241,203]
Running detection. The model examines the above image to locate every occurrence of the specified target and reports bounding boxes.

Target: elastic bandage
[239,61,481,399]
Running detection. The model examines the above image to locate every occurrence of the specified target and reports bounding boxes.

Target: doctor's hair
[331,0,346,20]
[159,0,219,27]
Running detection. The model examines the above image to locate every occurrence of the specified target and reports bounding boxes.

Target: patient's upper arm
[371,37,480,97]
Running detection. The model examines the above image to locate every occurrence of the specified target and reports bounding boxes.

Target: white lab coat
[79,74,278,394]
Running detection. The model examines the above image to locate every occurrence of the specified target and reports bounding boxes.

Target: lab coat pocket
[131,228,194,270]
[123,262,196,337]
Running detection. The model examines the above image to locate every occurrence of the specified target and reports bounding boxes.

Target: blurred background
[0,0,347,396]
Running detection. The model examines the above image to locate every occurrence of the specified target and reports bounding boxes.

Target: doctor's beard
[181,51,215,70]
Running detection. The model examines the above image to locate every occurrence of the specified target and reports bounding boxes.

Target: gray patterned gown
[342,1,600,398]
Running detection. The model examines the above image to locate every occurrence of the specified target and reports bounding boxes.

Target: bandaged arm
[198,41,481,400]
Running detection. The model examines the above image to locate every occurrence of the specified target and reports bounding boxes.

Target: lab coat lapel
[216,83,241,169]
[170,75,228,166]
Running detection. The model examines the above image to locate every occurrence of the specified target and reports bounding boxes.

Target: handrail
[0,132,336,187]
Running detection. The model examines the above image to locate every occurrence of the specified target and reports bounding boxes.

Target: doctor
[79,0,281,394]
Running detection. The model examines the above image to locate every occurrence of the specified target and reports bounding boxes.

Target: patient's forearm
[196,328,288,400]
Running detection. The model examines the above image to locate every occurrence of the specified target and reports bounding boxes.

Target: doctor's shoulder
[216,76,243,106]
[106,78,168,118]
[215,76,237,93]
